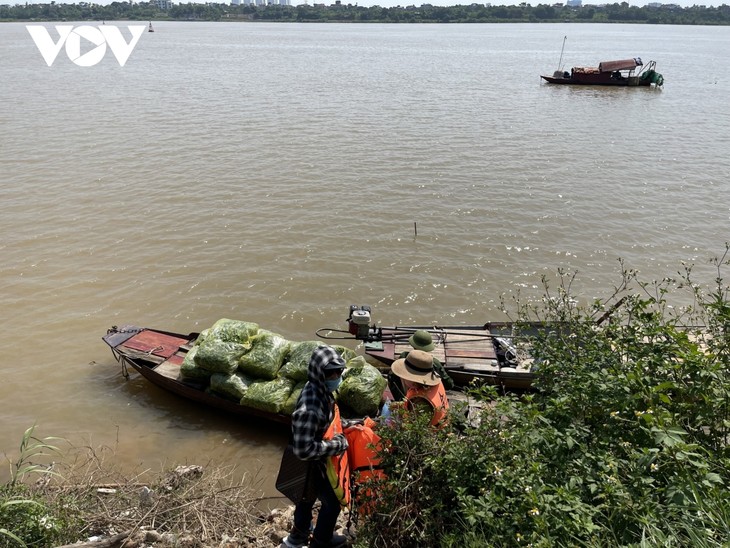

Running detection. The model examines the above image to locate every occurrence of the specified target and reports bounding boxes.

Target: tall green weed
[1,426,68,548]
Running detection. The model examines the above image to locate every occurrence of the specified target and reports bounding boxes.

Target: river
[1,21,728,499]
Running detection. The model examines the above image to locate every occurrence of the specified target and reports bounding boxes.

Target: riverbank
[1,456,356,548]
[2,3,730,25]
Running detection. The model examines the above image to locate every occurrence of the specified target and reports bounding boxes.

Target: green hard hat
[408,330,435,352]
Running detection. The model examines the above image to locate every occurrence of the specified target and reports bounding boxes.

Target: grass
[1,429,290,548]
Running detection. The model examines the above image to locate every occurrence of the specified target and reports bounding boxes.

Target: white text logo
[26,25,145,67]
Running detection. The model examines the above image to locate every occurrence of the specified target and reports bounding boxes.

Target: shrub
[357,252,730,547]
[0,492,63,548]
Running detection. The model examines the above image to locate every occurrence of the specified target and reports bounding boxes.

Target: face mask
[325,376,342,393]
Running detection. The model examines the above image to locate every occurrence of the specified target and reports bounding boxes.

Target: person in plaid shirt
[283,345,349,548]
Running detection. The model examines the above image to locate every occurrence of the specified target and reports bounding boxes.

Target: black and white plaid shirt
[291,345,348,461]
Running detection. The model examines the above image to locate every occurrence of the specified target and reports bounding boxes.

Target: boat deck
[364,325,535,390]
[396,329,501,374]
[107,326,197,382]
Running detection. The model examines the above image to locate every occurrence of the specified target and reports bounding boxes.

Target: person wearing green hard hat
[388,329,454,401]
[407,329,436,352]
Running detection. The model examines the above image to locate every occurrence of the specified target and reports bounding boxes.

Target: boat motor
[347,305,372,340]
[494,336,519,366]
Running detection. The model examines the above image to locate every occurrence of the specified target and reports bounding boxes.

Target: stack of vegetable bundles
[179,318,386,418]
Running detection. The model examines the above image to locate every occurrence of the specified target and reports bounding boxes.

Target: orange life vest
[405,382,449,428]
[345,417,385,515]
[323,403,351,507]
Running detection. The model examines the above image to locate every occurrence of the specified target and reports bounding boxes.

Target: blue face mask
[325,376,342,393]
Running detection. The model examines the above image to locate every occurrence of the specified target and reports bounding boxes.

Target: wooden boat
[103,325,293,424]
[103,324,488,423]
[541,58,663,87]
[362,323,540,391]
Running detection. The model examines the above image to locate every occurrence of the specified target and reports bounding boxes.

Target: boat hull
[103,326,293,424]
[540,74,651,87]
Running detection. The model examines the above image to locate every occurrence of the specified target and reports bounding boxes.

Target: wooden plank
[444,330,497,358]
[446,349,493,358]
[394,341,447,363]
[393,341,410,354]
[446,357,498,369]
[155,358,183,380]
[123,330,189,359]
[446,348,497,359]
[432,348,446,362]
[169,354,185,365]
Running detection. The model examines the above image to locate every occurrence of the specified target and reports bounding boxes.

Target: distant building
[155,0,173,9]
[566,0,581,6]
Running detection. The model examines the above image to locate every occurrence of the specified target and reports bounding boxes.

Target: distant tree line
[2,1,730,25]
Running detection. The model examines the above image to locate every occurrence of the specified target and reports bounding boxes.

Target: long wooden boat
[361,323,540,391]
[541,58,663,87]
[103,324,488,423]
[103,325,294,424]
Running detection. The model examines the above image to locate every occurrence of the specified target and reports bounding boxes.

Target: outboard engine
[494,336,519,367]
[347,305,372,340]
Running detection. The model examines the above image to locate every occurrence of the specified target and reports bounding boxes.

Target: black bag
[275,445,319,504]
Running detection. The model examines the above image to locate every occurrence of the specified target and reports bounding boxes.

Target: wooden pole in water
[414,222,417,237]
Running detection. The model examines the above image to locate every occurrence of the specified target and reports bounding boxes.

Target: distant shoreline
[2,2,730,26]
